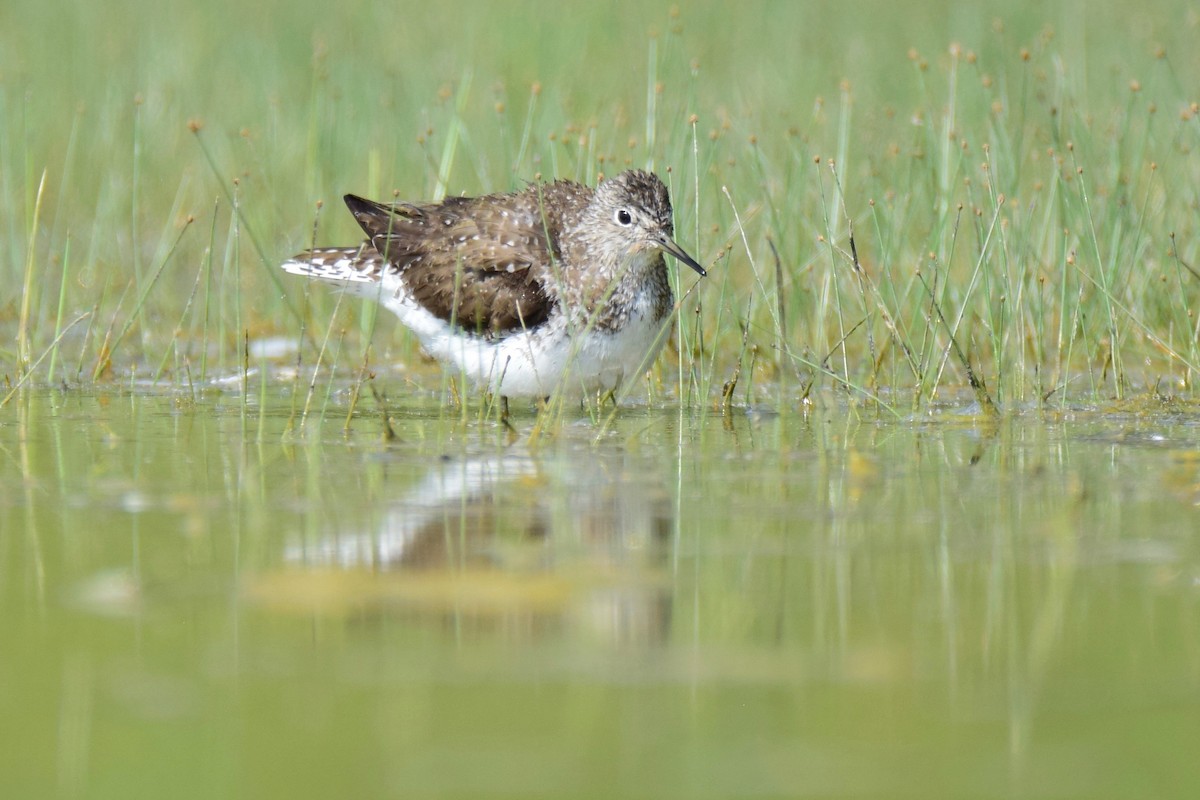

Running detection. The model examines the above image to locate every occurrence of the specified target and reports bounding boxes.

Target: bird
[281,169,705,403]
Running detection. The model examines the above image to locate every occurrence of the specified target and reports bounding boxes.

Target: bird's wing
[344,193,560,336]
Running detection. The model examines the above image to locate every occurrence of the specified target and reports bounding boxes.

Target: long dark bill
[657,234,707,277]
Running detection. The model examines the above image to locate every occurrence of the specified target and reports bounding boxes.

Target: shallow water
[2,386,1199,798]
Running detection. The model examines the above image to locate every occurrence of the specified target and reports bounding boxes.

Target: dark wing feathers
[343,192,555,336]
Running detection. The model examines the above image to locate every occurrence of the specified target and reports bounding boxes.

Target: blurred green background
[3,0,1197,401]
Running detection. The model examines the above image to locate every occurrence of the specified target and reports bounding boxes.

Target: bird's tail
[280,246,384,284]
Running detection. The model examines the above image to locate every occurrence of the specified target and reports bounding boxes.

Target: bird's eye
[615,208,633,226]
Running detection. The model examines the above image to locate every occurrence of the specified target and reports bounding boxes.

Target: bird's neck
[553,249,672,332]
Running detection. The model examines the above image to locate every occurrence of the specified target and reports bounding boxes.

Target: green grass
[1,0,1198,414]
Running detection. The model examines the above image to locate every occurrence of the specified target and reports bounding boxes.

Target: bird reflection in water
[255,449,675,646]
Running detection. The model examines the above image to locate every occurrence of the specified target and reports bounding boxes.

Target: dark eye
[615,208,633,226]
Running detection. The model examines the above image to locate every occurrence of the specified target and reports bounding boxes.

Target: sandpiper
[281,169,705,400]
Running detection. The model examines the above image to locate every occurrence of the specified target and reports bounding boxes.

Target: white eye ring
[614,208,633,226]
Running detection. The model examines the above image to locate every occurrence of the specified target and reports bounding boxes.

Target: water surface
[2,387,1198,798]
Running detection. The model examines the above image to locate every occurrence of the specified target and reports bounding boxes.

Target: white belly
[379,282,668,398]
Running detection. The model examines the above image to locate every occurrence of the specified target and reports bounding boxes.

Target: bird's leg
[499,395,517,434]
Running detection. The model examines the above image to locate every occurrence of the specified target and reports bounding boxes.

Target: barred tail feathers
[280,246,384,284]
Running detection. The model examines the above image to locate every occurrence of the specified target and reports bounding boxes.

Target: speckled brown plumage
[341,183,590,337]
